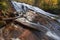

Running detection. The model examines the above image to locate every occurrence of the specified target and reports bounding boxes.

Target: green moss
[0,21,5,27]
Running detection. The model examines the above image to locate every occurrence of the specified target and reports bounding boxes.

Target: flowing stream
[11,1,60,40]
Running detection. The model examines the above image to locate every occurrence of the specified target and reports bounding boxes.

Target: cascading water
[11,1,60,23]
[11,1,60,40]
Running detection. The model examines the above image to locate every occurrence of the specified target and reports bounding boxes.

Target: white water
[11,1,60,23]
[11,1,60,40]
[46,31,60,40]
[11,1,59,17]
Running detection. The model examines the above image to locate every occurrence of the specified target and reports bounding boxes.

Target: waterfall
[11,1,60,40]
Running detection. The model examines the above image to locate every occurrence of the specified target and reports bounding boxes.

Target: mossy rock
[0,21,5,28]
